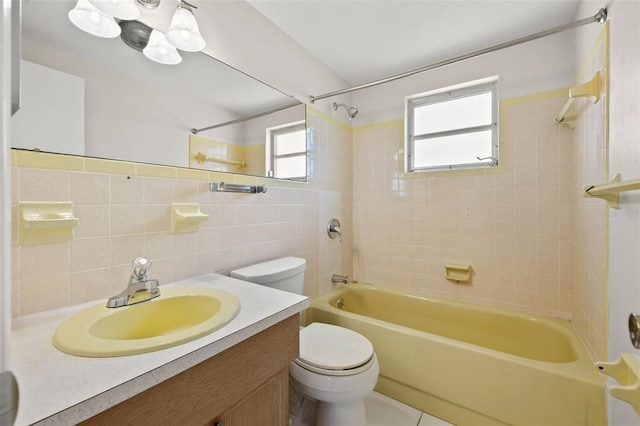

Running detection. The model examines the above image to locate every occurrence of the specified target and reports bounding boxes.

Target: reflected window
[267,121,306,180]
[405,76,498,173]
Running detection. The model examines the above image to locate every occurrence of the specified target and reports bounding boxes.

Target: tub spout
[332,274,349,284]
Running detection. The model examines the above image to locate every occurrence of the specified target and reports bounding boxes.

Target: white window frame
[405,76,499,173]
[266,120,307,180]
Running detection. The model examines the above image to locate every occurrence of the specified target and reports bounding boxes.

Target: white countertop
[11,273,309,425]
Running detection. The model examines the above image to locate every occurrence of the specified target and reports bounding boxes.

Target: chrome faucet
[332,274,349,284]
[106,257,160,308]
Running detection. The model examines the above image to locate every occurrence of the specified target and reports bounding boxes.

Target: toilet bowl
[289,322,379,426]
[230,257,379,426]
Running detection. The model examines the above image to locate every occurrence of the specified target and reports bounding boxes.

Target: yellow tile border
[575,22,609,86]
[13,150,84,171]
[177,168,209,181]
[84,157,136,175]
[136,163,177,179]
[499,88,570,108]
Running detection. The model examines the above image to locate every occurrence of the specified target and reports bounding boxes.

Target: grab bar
[195,152,246,168]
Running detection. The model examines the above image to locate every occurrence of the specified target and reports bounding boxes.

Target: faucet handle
[327,218,342,241]
[131,257,150,282]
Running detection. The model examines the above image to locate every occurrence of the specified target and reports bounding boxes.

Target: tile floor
[290,390,453,426]
[365,391,453,426]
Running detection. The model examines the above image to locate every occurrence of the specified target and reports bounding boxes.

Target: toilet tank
[230,257,306,294]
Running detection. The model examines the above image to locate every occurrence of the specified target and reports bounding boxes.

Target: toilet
[230,257,379,426]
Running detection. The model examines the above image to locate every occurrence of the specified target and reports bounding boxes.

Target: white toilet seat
[296,323,375,376]
[294,352,376,376]
[289,352,380,400]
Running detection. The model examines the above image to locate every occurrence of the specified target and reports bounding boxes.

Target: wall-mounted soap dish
[19,202,79,245]
[171,203,209,233]
[445,263,472,282]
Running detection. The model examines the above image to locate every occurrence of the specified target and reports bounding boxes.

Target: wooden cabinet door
[212,367,289,426]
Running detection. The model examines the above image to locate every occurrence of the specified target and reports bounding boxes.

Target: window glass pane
[275,129,306,155]
[275,155,306,179]
[413,130,492,169]
[413,91,492,135]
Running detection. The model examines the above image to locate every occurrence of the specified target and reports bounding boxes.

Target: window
[405,76,498,173]
[266,121,307,180]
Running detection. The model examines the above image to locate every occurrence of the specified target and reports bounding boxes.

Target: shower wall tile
[353,94,575,320]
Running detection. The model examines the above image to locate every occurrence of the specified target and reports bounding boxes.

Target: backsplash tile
[19,168,69,201]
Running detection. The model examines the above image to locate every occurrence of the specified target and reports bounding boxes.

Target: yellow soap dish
[19,202,79,245]
[171,203,209,233]
[445,263,472,282]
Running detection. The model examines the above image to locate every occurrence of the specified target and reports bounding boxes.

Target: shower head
[332,102,358,120]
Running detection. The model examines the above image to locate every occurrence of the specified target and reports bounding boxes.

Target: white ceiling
[247,0,581,86]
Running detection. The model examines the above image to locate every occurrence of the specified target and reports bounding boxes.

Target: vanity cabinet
[80,315,299,426]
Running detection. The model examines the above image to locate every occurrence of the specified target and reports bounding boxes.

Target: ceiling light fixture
[143,29,183,65]
[165,0,206,52]
[68,0,121,38]
[89,0,140,20]
[119,20,152,51]
[68,0,206,65]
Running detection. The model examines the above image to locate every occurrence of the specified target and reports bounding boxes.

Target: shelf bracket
[583,173,640,209]
[570,70,601,103]
[555,71,601,126]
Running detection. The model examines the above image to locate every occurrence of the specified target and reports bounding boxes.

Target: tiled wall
[351,27,609,360]
[11,109,353,317]
[352,93,576,319]
[570,25,609,361]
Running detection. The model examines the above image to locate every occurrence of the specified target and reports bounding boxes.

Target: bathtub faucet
[332,274,349,284]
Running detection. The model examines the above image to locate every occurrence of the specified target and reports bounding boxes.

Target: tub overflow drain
[337,297,344,309]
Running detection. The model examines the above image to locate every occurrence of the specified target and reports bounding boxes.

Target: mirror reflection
[13,0,306,181]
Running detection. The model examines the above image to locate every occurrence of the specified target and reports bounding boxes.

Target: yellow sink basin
[53,287,240,357]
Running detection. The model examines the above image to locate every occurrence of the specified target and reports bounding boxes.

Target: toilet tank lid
[230,257,306,284]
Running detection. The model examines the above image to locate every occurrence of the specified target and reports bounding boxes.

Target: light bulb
[68,0,121,38]
[165,4,206,52]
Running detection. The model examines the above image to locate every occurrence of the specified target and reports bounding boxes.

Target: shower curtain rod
[309,8,607,103]
[191,100,301,135]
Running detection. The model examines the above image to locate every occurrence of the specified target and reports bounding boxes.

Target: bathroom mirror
[13,0,307,181]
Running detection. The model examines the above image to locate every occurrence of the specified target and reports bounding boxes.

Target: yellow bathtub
[305,284,606,426]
